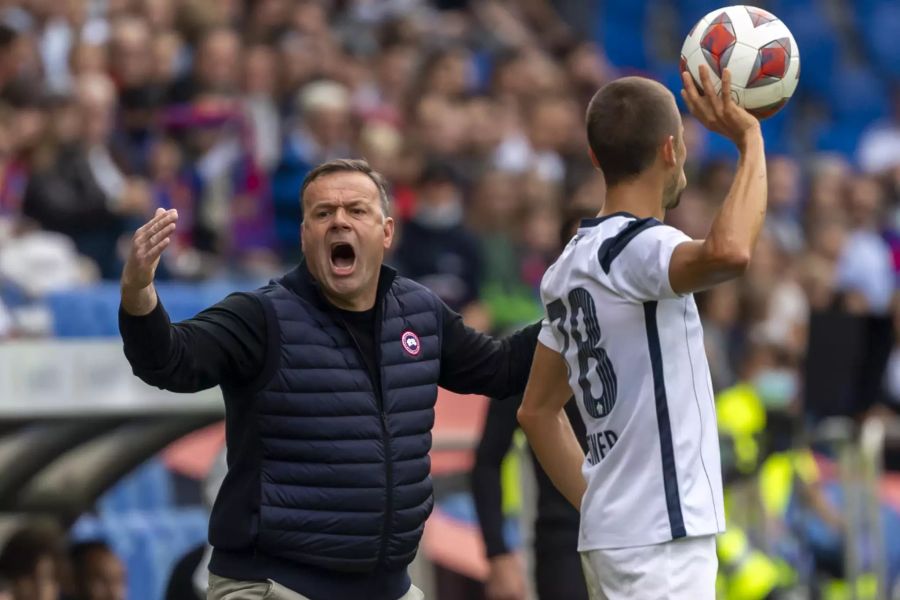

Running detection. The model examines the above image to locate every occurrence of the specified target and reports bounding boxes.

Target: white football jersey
[538,212,726,551]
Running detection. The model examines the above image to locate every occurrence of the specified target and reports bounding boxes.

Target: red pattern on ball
[747,38,791,88]
[745,6,777,27]
[700,12,736,75]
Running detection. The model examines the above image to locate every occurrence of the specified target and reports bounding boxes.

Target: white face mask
[414,198,464,228]
[753,369,798,409]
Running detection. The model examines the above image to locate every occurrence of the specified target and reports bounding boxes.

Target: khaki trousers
[208,573,425,600]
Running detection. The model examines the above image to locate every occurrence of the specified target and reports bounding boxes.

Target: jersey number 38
[547,288,618,419]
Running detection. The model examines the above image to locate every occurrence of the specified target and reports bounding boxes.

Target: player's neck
[600,178,665,222]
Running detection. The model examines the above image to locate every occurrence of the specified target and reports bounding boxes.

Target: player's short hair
[300,158,391,219]
[586,77,681,188]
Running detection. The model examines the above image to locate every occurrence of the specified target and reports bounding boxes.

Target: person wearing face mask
[392,161,487,328]
[716,343,849,600]
[118,158,540,600]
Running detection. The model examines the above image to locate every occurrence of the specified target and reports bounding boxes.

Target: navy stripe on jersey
[643,300,686,539]
[597,218,662,274]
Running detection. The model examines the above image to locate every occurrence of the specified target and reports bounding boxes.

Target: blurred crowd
[0,524,126,600]
[0,0,897,410]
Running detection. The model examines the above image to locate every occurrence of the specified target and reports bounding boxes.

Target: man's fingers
[682,70,715,123]
[681,70,698,97]
[148,222,177,247]
[136,209,178,241]
[697,65,714,96]
[146,236,171,260]
[137,235,171,265]
[698,65,723,117]
[720,69,733,108]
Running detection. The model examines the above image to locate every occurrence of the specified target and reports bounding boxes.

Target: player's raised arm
[670,65,767,294]
[517,343,587,510]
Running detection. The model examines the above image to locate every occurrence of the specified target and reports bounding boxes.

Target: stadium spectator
[0,576,11,600]
[393,161,484,318]
[22,73,150,278]
[836,174,895,316]
[166,27,242,104]
[765,155,804,256]
[241,43,282,172]
[272,80,354,259]
[0,23,26,100]
[119,158,539,600]
[0,524,64,600]
[110,16,164,174]
[858,86,900,175]
[69,541,126,600]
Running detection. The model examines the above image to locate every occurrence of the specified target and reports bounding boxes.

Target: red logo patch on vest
[401,330,421,357]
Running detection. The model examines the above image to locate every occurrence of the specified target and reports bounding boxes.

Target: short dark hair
[585,77,681,187]
[0,525,63,580]
[300,158,390,218]
[0,24,17,51]
[69,540,114,573]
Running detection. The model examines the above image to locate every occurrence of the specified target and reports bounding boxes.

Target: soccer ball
[680,5,800,119]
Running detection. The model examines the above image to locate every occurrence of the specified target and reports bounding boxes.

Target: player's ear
[588,147,600,169]
[661,135,677,167]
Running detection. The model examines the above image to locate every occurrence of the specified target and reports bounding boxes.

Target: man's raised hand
[120,208,177,316]
[122,208,178,291]
[681,65,760,150]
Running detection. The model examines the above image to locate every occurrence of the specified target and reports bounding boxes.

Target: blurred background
[0,0,898,598]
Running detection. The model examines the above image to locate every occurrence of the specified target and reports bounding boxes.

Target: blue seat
[598,0,652,70]
[814,121,866,157]
[776,5,838,98]
[861,4,900,80]
[46,279,264,338]
[675,0,729,37]
[828,66,888,125]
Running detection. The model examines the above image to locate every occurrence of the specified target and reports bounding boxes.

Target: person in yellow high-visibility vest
[716,343,825,599]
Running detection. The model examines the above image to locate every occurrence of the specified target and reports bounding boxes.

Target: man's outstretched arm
[119,208,266,392]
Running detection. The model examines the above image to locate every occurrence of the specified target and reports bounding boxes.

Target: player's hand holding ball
[680,5,800,119]
[681,66,760,148]
[680,4,800,148]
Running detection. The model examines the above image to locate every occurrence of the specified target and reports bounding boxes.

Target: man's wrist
[735,124,763,153]
[121,283,158,316]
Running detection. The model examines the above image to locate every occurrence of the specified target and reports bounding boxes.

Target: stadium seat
[828,66,889,125]
[47,279,264,337]
[813,122,865,156]
[598,1,651,70]
[674,0,729,37]
[774,5,838,98]
[860,4,900,80]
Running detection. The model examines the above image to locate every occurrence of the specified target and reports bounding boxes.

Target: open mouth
[330,242,356,274]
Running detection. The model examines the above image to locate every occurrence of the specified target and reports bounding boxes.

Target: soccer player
[517,65,765,600]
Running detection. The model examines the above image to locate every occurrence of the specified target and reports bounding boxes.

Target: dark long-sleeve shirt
[120,291,539,401]
[472,393,587,558]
